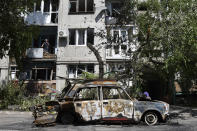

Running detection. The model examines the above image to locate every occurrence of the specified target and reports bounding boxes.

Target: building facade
[0,0,137,92]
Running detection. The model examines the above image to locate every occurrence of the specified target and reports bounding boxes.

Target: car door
[74,87,101,121]
[101,86,133,120]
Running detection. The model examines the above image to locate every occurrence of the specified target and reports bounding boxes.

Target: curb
[0,111,32,115]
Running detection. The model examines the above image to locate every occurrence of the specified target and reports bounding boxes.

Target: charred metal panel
[74,100,101,121]
[133,100,169,121]
[102,99,133,119]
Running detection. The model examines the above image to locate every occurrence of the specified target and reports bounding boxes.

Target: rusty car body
[32,80,169,126]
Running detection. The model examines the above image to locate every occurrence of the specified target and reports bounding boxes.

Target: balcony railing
[106,45,129,59]
[26,48,56,59]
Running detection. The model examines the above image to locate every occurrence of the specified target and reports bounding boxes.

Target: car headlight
[164,103,169,113]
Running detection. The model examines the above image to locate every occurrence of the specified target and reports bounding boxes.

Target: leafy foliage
[136,0,197,86]
[0,81,49,111]
[0,0,40,68]
[80,71,98,79]
[100,0,197,102]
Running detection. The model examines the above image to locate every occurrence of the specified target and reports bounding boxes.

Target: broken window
[108,28,130,56]
[51,13,58,23]
[33,0,59,23]
[87,65,94,73]
[102,87,129,100]
[79,0,86,12]
[107,63,125,72]
[69,29,76,45]
[114,45,119,54]
[113,31,119,43]
[121,31,127,42]
[35,0,41,11]
[69,0,94,14]
[87,28,94,45]
[121,45,127,54]
[70,0,77,13]
[78,29,85,45]
[31,68,56,80]
[51,0,59,11]
[75,87,98,100]
[106,45,112,56]
[44,0,50,12]
[111,2,122,17]
[68,64,94,78]
[77,65,85,76]
[32,27,57,54]
[87,0,94,12]
[112,29,128,43]
[69,28,94,45]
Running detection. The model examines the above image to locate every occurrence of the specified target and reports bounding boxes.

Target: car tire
[144,111,158,126]
[61,113,74,125]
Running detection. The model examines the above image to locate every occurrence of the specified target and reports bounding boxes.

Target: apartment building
[0,0,137,92]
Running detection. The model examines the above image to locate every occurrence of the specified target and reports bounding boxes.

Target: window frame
[69,0,94,14]
[101,86,130,100]
[33,0,59,24]
[68,64,94,78]
[112,29,128,43]
[109,1,123,17]
[69,28,94,46]
[74,87,99,101]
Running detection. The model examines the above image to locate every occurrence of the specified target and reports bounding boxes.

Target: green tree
[0,0,40,68]
[133,0,197,103]
[102,0,197,103]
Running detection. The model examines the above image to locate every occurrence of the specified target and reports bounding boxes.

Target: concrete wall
[57,0,106,63]
[56,64,68,91]
[0,56,9,86]
[56,0,107,91]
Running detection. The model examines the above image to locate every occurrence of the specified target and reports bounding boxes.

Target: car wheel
[144,112,158,126]
[61,113,74,125]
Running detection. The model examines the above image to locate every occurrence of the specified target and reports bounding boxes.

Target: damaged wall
[56,0,107,91]
[57,0,106,63]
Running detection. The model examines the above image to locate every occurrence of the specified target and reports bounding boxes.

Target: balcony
[106,44,129,60]
[26,12,58,25]
[26,48,56,60]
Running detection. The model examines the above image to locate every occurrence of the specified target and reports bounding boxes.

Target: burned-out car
[32,80,169,126]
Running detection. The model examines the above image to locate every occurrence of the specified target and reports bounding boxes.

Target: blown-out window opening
[69,28,94,46]
[69,0,94,14]
[68,64,94,78]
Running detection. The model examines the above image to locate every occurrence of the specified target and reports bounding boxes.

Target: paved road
[0,110,197,131]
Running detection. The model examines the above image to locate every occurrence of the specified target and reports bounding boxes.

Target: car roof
[71,79,119,90]
[84,80,118,86]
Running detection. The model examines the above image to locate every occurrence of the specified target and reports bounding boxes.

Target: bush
[20,96,49,111]
[0,81,24,109]
[0,81,49,111]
